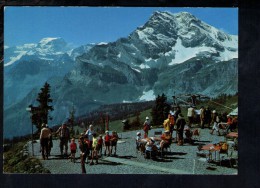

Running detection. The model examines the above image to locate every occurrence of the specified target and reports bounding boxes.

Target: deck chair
[219,142,230,166]
[220,141,237,168]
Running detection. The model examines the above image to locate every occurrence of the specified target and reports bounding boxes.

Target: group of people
[39,122,119,173]
[77,125,119,173]
[39,105,238,172]
[136,130,172,159]
[139,105,238,149]
[39,122,71,160]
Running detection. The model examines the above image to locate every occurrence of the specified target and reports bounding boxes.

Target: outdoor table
[200,143,221,162]
[225,132,238,141]
[226,132,238,138]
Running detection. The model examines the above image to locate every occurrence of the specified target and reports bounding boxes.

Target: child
[90,133,98,165]
[97,135,104,157]
[70,138,77,163]
[104,130,111,156]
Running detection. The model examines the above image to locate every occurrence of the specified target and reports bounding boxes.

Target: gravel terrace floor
[28,126,238,175]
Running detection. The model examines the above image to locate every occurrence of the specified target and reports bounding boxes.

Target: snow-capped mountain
[4,11,238,138]
[4,37,77,107]
[4,37,72,67]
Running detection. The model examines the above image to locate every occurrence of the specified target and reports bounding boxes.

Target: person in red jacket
[70,138,77,163]
[97,135,104,157]
[110,131,119,156]
[104,130,111,156]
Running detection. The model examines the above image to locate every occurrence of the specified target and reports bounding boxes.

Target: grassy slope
[3,141,50,174]
[108,95,238,132]
[70,95,237,135]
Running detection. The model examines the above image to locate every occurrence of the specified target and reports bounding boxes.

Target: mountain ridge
[4,11,238,138]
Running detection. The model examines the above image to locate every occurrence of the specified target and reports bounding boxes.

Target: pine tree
[151,93,171,126]
[35,82,54,131]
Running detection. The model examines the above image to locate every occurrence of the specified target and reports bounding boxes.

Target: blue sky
[4,7,238,47]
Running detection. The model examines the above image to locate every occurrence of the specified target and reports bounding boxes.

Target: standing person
[46,124,53,156]
[187,106,195,127]
[104,130,111,156]
[173,106,181,121]
[39,123,51,160]
[70,138,77,163]
[110,131,119,156]
[204,106,212,128]
[176,114,186,146]
[143,117,150,138]
[97,135,104,157]
[200,106,205,129]
[136,132,142,151]
[210,110,221,135]
[90,133,98,165]
[169,113,175,137]
[163,114,171,132]
[79,136,90,174]
[226,115,233,132]
[56,123,70,157]
[85,124,94,156]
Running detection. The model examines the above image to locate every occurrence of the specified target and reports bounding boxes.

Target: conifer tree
[151,93,171,126]
[36,82,54,131]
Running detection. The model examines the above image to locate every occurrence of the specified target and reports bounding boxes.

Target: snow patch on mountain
[136,30,157,46]
[131,67,141,73]
[98,42,108,45]
[5,50,27,66]
[139,90,156,101]
[39,37,60,46]
[168,38,214,65]
[140,63,151,69]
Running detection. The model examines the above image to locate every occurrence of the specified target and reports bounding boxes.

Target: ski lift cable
[176,97,191,105]
[209,100,234,110]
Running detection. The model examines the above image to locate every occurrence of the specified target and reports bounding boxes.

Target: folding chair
[192,129,200,141]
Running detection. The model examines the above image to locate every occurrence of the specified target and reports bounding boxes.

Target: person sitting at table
[184,125,193,143]
[144,138,157,159]
[159,130,172,149]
